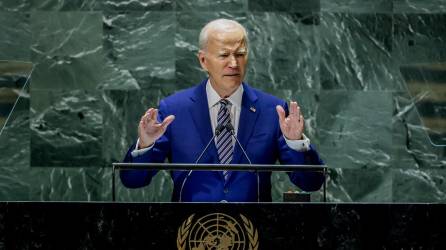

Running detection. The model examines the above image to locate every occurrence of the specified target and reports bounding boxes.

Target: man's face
[198,27,248,97]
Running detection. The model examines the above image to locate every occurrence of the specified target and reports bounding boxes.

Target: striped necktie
[216,99,233,180]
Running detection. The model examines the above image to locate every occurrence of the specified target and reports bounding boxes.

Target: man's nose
[228,54,238,68]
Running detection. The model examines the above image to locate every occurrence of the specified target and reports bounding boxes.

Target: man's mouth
[224,73,240,77]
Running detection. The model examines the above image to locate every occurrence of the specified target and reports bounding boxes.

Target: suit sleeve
[277,102,325,192]
[120,100,171,188]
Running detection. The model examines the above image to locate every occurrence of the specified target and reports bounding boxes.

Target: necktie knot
[219,99,230,107]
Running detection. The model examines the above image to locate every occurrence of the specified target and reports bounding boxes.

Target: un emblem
[177,213,259,250]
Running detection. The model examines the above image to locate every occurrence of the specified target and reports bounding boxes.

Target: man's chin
[224,77,242,86]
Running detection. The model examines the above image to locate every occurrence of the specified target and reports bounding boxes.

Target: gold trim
[177,214,195,250]
[240,214,259,250]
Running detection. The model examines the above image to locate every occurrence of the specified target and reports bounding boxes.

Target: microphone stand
[179,123,225,202]
[195,123,224,164]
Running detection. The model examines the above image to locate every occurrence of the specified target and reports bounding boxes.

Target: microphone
[179,123,225,202]
[225,123,259,202]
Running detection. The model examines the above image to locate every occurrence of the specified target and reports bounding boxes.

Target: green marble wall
[0,0,445,202]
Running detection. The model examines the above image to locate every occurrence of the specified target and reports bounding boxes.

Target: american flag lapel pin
[250,107,256,112]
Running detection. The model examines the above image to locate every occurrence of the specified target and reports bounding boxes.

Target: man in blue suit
[121,19,324,202]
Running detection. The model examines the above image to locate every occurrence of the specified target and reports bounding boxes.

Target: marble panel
[1,167,104,201]
[0,81,29,161]
[393,168,446,202]
[102,89,162,165]
[4,0,174,11]
[99,60,141,90]
[317,91,393,169]
[28,0,100,11]
[394,0,446,13]
[391,14,446,170]
[320,13,403,90]
[31,167,109,201]
[30,90,103,167]
[0,95,30,200]
[0,99,128,201]
[392,92,445,169]
[0,166,110,201]
[248,0,319,12]
[245,12,320,92]
[102,0,173,11]
[393,14,446,64]
[325,168,392,202]
[0,12,31,61]
[178,0,246,11]
[321,0,392,13]
[30,11,103,90]
[102,11,175,90]
[0,0,30,11]
[114,170,173,202]
[31,53,103,90]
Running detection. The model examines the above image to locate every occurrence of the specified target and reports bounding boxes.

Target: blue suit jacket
[121,79,324,202]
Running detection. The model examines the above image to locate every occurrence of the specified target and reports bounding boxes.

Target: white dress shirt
[132,80,310,157]
[206,79,242,147]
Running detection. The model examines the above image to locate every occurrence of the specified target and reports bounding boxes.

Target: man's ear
[197,50,208,71]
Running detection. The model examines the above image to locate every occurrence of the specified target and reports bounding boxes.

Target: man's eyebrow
[218,47,247,53]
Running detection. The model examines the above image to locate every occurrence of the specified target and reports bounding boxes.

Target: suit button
[224,188,229,193]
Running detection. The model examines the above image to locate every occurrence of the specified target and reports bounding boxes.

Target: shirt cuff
[284,134,311,152]
[130,138,154,157]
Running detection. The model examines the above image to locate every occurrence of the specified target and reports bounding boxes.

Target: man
[120,19,324,202]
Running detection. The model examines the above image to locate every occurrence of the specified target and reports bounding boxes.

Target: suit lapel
[188,80,219,163]
[232,83,259,164]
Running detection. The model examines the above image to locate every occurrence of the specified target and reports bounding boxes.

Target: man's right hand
[138,108,175,149]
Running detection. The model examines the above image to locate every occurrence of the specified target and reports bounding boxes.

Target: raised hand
[276,101,304,140]
[138,108,175,148]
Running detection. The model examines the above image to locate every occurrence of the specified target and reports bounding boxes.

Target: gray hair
[198,19,248,51]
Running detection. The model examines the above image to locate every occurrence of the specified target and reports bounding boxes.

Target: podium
[112,163,328,202]
[1,202,444,249]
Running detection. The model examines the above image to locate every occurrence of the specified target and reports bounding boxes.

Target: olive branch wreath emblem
[240,214,259,250]
[177,214,194,250]
[176,213,259,250]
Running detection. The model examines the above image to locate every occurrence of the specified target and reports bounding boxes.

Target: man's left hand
[276,101,304,140]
